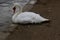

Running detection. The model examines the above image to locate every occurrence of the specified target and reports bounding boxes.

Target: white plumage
[12,3,49,24]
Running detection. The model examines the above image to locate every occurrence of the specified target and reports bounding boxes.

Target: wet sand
[7,0,60,40]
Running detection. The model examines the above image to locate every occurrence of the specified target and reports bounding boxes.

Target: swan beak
[13,6,16,13]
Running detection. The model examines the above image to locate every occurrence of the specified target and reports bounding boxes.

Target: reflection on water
[0,4,13,31]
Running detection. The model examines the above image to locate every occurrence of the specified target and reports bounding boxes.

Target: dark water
[0,4,13,31]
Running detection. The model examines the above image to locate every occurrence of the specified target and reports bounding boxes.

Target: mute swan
[12,3,49,24]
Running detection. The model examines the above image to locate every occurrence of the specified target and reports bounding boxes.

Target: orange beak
[13,6,16,13]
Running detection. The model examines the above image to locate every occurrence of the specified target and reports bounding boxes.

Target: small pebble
[29,1,36,4]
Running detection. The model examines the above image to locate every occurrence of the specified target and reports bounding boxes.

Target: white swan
[12,3,49,24]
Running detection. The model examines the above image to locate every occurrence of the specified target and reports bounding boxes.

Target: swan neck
[15,5,23,14]
[12,5,23,22]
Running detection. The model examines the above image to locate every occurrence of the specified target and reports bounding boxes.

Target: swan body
[12,3,49,24]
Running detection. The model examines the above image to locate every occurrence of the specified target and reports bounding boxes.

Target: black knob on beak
[13,6,16,13]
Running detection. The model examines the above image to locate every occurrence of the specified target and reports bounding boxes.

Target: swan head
[12,3,22,14]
